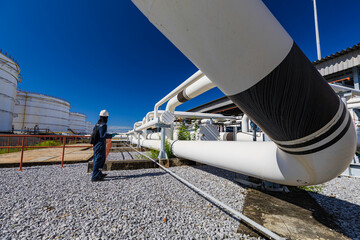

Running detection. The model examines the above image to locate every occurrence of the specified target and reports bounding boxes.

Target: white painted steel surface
[13,91,70,132]
[132,130,355,186]
[166,75,215,112]
[146,133,161,140]
[69,112,87,134]
[131,0,356,185]
[154,70,203,118]
[132,0,293,95]
[0,53,21,132]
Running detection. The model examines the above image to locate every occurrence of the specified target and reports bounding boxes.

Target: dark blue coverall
[92,123,112,180]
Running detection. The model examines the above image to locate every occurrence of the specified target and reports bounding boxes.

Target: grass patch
[136,140,173,160]
[0,140,62,155]
[297,185,324,193]
[148,148,160,159]
[178,122,191,140]
[164,139,174,158]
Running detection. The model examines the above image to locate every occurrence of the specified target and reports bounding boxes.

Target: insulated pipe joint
[166,75,215,112]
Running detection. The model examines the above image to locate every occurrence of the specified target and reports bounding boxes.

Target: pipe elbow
[274,106,356,186]
[165,97,179,112]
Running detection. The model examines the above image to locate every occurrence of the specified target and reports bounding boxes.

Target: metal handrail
[0,135,94,170]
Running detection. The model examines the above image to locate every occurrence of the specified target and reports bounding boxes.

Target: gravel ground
[0,163,259,240]
[309,176,360,240]
[107,152,141,161]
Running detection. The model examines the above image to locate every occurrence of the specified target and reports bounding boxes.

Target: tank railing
[0,135,113,171]
[16,127,55,135]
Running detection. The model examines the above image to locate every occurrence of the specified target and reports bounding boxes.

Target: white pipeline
[127,144,284,240]
[132,0,356,186]
[154,70,204,118]
[166,75,215,112]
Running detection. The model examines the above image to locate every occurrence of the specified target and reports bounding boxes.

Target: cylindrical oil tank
[69,112,87,134]
[0,51,21,132]
[13,91,70,133]
[86,121,93,134]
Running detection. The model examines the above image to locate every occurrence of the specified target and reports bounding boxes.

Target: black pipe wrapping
[228,42,340,142]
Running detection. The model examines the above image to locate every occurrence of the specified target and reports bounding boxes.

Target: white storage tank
[69,112,87,134]
[13,91,70,133]
[86,121,93,134]
[0,51,21,132]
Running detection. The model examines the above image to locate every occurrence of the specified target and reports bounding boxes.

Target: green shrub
[178,122,191,140]
[0,139,64,155]
[297,185,324,193]
[39,140,61,146]
[147,148,160,159]
[165,139,174,158]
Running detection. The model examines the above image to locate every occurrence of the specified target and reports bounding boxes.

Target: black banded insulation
[177,90,190,103]
[228,42,345,145]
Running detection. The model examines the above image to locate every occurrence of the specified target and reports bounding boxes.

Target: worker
[91,109,114,182]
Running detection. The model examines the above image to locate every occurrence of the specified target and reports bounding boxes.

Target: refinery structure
[127,0,360,184]
[0,50,91,135]
[1,1,360,239]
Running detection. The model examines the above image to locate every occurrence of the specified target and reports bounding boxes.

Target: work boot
[91,177,105,182]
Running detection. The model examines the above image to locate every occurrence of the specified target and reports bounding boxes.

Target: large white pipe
[130,137,161,150]
[171,135,354,186]
[219,132,263,141]
[166,75,215,112]
[146,132,161,140]
[236,132,263,142]
[347,103,360,109]
[133,126,354,186]
[347,97,360,104]
[132,0,356,185]
[154,70,204,118]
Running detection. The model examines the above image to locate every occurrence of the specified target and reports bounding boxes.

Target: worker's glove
[111,133,116,138]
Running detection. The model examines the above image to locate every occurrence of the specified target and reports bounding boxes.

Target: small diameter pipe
[347,103,360,109]
[154,70,204,118]
[129,111,236,134]
[126,143,285,240]
[166,75,215,112]
[330,84,360,97]
[147,110,235,123]
[312,0,321,60]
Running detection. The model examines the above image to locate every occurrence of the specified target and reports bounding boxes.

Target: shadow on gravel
[104,171,166,181]
[191,165,238,181]
[194,165,359,239]
[306,191,360,239]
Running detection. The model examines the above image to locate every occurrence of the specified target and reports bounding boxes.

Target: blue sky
[1,0,359,131]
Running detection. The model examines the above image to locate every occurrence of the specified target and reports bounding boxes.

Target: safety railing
[0,135,111,171]
[106,139,112,156]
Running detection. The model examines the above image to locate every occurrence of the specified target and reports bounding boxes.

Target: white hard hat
[99,110,109,117]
